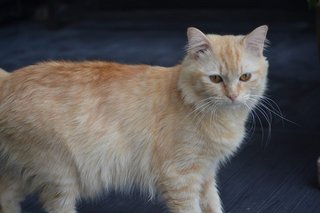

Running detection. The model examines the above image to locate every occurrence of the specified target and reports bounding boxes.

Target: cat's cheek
[202,83,220,98]
[211,86,223,97]
[248,72,259,82]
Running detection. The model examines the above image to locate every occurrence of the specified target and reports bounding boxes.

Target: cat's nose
[227,94,238,102]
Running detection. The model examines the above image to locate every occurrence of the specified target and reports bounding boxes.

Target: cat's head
[178,26,269,111]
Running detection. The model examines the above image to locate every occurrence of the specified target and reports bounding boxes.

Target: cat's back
[0,61,177,101]
[3,61,154,88]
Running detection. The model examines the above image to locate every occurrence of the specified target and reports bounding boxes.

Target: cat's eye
[239,73,252,82]
[209,75,223,83]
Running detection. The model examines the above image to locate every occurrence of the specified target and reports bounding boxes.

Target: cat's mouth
[201,95,252,111]
[225,100,245,108]
[216,97,250,109]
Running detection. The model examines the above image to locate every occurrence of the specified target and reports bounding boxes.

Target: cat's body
[0,26,268,213]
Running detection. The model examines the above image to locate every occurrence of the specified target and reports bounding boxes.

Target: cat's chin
[219,101,251,111]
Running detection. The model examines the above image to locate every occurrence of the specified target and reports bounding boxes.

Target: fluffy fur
[0,26,268,213]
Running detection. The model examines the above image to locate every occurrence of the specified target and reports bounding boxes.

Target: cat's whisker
[188,98,214,126]
[260,101,297,126]
[195,102,214,127]
[249,94,297,126]
[210,101,221,128]
[204,100,219,120]
[251,95,283,114]
[256,101,274,124]
[192,100,215,124]
[254,105,272,143]
[249,110,257,135]
[246,96,272,123]
[254,96,283,122]
[213,102,220,123]
[185,96,225,128]
[242,102,256,139]
[250,107,267,146]
[248,95,292,125]
[209,101,215,128]
[245,97,270,145]
[184,97,213,122]
[249,104,258,134]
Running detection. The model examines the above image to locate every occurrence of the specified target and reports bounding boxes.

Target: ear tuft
[187,27,210,57]
[245,25,268,57]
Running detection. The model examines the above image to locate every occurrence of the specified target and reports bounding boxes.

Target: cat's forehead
[207,34,245,74]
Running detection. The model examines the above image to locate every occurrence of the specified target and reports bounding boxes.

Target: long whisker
[248,94,297,126]
[245,96,270,145]
[194,100,217,126]
[260,101,297,126]
[184,97,214,121]
[209,100,222,128]
[243,102,256,139]
[192,100,214,124]
[254,104,272,143]
[250,106,267,146]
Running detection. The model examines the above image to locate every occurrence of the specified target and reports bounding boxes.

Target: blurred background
[0,0,320,212]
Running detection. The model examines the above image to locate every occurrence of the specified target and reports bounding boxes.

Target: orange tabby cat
[0,26,268,213]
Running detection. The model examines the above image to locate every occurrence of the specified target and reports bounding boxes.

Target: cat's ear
[187,27,211,58]
[244,25,268,57]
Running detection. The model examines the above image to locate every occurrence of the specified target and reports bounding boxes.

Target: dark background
[0,0,320,212]
[0,0,314,26]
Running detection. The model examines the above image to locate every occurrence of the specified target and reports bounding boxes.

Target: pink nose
[227,94,238,101]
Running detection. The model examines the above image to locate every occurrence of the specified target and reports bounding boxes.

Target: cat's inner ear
[187,27,211,58]
[244,25,268,57]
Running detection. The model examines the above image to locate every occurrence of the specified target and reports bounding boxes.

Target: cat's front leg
[159,166,202,213]
[200,174,223,213]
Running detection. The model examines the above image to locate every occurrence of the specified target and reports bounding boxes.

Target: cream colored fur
[0,26,268,213]
[0,69,9,78]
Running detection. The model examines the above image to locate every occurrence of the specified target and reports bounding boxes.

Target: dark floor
[0,10,320,213]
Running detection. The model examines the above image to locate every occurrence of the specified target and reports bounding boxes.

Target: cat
[0,25,268,213]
